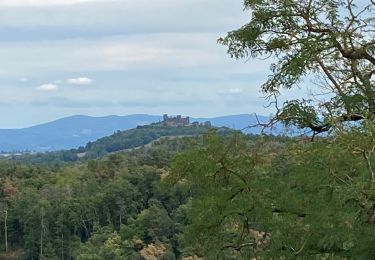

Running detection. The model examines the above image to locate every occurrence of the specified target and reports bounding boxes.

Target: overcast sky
[0,0,278,128]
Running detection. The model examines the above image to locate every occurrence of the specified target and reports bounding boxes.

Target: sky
[0,0,277,128]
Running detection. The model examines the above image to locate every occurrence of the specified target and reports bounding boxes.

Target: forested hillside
[10,123,232,165]
[0,114,271,152]
[0,135,198,259]
[0,115,161,152]
[1,124,375,259]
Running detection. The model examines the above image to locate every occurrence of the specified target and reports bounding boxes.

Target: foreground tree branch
[219,0,375,135]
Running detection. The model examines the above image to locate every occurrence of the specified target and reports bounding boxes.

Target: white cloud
[36,83,58,91]
[19,77,28,82]
[0,0,247,34]
[228,88,243,94]
[0,33,270,77]
[219,88,244,95]
[0,0,106,6]
[66,77,93,85]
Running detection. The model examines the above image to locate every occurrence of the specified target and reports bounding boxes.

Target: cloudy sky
[0,0,277,128]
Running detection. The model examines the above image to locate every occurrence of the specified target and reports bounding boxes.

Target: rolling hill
[0,114,273,152]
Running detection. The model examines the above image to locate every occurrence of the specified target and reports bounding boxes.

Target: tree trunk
[61,233,64,260]
[40,211,44,258]
[4,209,7,252]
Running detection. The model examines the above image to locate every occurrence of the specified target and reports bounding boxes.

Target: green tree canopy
[220,0,375,135]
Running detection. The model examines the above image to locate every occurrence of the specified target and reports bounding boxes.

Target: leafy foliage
[167,122,375,258]
[219,0,375,135]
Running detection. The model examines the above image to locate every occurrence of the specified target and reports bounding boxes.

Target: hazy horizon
[0,112,268,130]
[0,0,281,129]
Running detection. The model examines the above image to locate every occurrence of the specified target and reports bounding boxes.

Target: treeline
[11,124,231,166]
[82,124,228,158]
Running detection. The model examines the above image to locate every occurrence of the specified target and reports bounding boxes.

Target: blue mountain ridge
[0,114,282,152]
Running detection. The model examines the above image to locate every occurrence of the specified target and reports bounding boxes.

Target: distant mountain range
[0,114,277,152]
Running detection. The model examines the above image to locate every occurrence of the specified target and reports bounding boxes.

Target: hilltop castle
[163,114,190,125]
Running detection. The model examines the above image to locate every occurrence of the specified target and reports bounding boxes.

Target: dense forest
[0,135,198,259]
[1,124,375,259]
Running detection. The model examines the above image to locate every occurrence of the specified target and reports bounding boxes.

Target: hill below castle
[0,114,271,152]
[10,122,236,165]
